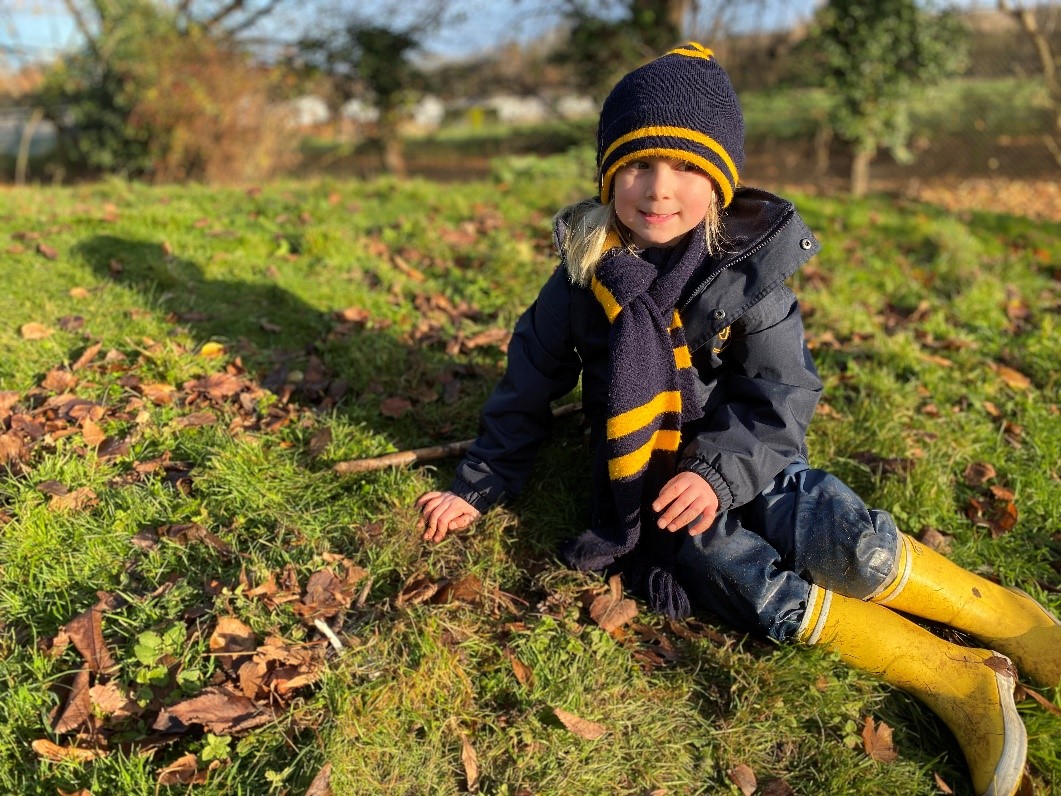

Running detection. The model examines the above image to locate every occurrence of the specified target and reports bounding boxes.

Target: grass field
[0,156,1058,795]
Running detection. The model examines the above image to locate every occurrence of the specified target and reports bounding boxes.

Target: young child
[415,42,1058,796]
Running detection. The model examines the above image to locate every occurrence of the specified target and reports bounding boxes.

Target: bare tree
[997,0,1061,166]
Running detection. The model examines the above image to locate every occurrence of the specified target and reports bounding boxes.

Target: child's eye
[629,160,650,170]
[675,161,702,173]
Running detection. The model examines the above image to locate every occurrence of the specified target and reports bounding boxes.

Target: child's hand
[652,472,719,536]
[415,491,481,543]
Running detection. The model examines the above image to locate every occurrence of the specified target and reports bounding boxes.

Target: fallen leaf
[31,738,104,763]
[54,668,93,734]
[380,396,412,418]
[933,772,954,794]
[153,686,272,734]
[37,480,69,496]
[917,527,953,554]
[175,411,218,429]
[89,681,140,721]
[20,322,53,340]
[42,369,78,392]
[589,574,638,633]
[69,287,91,299]
[460,732,480,792]
[963,461,996,486]
[63,598,119,674]
[188,373,244,400]
[49,487,99,513]
[728,763,757,796]
[305,762,334,796]
[308,427,332,457]
[71,342,103,371]
[994,364,1031,391]
[157,753,218,786]
[209,616,257,657]
[553,707,607,740]
[506,649,534,688]
[81,417,106,447]
[199,341,226,359]
[396,573,441,607]
[862,715,899,763]
[760,780,796,796]
[36,243,59,259]
[141,383,176,405]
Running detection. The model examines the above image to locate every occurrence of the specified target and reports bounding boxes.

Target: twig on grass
[332,402,582,475]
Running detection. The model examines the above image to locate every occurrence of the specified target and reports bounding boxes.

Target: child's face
[612,156,717,249]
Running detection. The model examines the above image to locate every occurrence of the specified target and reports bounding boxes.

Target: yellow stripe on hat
[606,390,681,440]
[602,147,735,207]
[590,275,622,322]
[666,43,714,61]
[608,428,682,480]
[601,126,739,189]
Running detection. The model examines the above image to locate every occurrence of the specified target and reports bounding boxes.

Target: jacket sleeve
[678,284,822,511]
[450,267,583,512]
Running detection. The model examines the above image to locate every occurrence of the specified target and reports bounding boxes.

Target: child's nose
[645,165,675,198]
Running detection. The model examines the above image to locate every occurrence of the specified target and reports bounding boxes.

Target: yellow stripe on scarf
[609,428,682,480]
[607,390,682,440]
[591,275,622,322]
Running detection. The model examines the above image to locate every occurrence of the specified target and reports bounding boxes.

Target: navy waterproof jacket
[450,187,824,519]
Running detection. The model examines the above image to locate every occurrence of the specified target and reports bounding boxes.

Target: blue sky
[2,0,996,70]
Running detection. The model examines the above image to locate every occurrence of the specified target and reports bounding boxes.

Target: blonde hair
[558,191,724,288]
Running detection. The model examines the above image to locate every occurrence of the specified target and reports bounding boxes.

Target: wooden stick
[332,402,582,475]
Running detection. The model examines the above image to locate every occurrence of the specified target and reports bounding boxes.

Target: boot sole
[981,658,1027,796]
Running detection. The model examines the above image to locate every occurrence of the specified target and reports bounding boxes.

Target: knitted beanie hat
[596,42,745,208]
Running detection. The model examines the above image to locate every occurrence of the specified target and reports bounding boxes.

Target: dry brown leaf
[141,383,176,405]
[153,686,272,734]
[159,523,232,554]
[188,373,245,399]
[964,461,997,486]
[308,427,332,457]
[933,772,954,794]
[862,715,899,763]
[917,527,953,554]
[209,616,257,657]
[994,364,1031,391]
[175,411,218,428]
[380,396,412,418]
[36,243,59,259]
[20,322,53,340]
[81,418,106,447]
[31,738,104,763]
[157,753,219,786]
[761,780,796,796]
[589,574,638,633]
[460,732,480,792]
[89,681,140,721]
[505,649,534,688]
[553,707,607,740]
[305,762,334,796]
[42,369,78,392]
[396,573,441,607]
[69,287,91,299]
[58,789,95,796]
[54,668,93,734]
[63,599,119,674]
[727,763,757,796]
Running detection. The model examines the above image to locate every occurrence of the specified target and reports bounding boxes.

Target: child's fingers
[687,509,717,536]
[656,490,697,529]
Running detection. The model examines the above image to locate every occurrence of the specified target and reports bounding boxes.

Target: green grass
[0,162,1058,795]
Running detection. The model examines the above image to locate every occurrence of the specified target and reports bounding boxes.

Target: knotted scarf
[563,225,708,619]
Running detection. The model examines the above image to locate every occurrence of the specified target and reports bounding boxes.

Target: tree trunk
[850,148,874,197]
[377,107,407,178]
[15,107,45,186]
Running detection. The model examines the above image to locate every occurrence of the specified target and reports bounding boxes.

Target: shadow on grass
[73,234,505,450]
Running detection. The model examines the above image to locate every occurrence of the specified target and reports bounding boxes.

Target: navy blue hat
[597,43,745,207]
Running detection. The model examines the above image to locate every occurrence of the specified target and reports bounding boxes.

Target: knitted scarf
[563,226,707,619]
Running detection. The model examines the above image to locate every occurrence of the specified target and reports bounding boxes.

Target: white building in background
[0,107,57,157]
[280,95,331,127]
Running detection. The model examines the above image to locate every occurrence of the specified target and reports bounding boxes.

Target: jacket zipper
[680,211,795,312]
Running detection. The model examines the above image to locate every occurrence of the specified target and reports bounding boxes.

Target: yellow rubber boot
[799,587,1027,796]
[871,533,1061,689]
